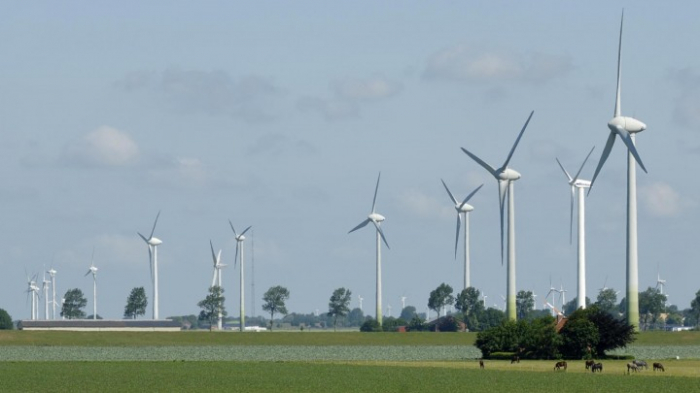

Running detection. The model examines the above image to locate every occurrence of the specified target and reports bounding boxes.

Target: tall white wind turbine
[138,211,163,320]
[556,146,595,310]
[588,11,648,330]
[42,272,50,320]
[85,251,98,320]
[47,267,57,319]
[461,111,534,321]
[441,180,484,290]
[209,240,225,330]
[349,172,390,326]
[656,267,666,295]
[26,273,39,320]
[229,221,251,332]
[358,295,363,312]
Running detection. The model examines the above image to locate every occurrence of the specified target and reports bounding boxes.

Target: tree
[0,308,13,330]
[346,308,365,327]
[61,288,87,319]
[360,318,381,332]
[455,287,482,316]
[583,305,636,357]
[516,290,534,320]
[399,306,417,321]
[327,287,352,331]
[198,286,226,331]
[595,288,619,315]
[559,316,599,359]
[428,283,454,318]
[262,285,290,330]
[124,287,148,319]
[638,287,667,330]
[691,290,700,328]
[563,297,591,316]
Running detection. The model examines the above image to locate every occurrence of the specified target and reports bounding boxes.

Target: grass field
[1,331,699,392]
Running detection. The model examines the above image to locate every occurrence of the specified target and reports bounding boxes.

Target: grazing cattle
[479,360,484,369]
[591,363,603,373]
[653,362,665,372]
[511,355,520,364]
[627,363,638,374]
[554,361,567,371]
[633,360,648,370]
[585,360,595,370]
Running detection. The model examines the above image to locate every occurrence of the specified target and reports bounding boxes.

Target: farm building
[18,319,181,332]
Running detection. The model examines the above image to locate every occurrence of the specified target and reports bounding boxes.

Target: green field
[1,331,699,392]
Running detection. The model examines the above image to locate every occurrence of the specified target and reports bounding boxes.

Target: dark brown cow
[591,363,603,373]
[627,363,638,374]
[653,362,665,372]
[554,361,567,371]
[479,360,484,369]
[511,355,520,364]
[585,360,595,370]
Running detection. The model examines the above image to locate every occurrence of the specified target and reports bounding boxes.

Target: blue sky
[1,1,699,321]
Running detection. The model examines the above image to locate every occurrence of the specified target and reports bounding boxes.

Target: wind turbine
[546,279,558,317]
[556,146,595,310]
[441,180,484,290]
[47,267,57,319]
[358,295,364,312]
[85,250,98,320]
[461,111,534,320]
[229,221,251,332]
[558,283,567,313]
[588,11,648,330]
[25,273,39,320]
[209,240,225,330]
[349,172,390,326]
[656,267,666,295]
[42,271,50,320]
[138,211,163,320]
[481,294,487,308]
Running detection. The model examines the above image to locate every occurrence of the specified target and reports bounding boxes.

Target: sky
[1,1,699,322]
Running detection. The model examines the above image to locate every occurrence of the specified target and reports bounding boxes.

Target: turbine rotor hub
[499,168,521,181]
[369,212,385,222]
[148,237,162,246]
[456,203,474,213]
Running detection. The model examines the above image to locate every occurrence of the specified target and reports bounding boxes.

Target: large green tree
[327,287,352,331]
[455,287,482,316]
[262,285,290,330]
[0,308,13,330]
[595,288,619,315]
[691,290,700,328]
[563,297,591,316]
[399,306,417,321]
[516,290,535,320]
[428,283,454,318]
[198,286,226,331]
[638,287,667,330]
[123,287,148,319]
[61,288,87,319]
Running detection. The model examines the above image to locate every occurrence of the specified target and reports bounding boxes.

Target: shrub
[0,308,13,330]
[360,319,382,332]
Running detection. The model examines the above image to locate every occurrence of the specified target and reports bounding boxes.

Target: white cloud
[398,189,453,220]
[423,44,572,84]
[641,182,682,217]
[62,126,140,167]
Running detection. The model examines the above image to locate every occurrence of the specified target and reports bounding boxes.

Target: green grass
[0,361,698,393]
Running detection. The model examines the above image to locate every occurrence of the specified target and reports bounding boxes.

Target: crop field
[1,331,699,392]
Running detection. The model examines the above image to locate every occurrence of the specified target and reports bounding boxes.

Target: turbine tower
[349,172,390,326]
[400,296,407,310]
[26,274,39,320]
[42,272,50,320]
[138,211,163,320]
[656,268,666,295]
[441,180,484,290]
[556,146,595,310]
[358,295,363,312]
[47,267,57,319]
[209,240,225,330]
[85,251,98,320]
[461,111,534,320]
[589,11,648,330]
[229,221,251,332]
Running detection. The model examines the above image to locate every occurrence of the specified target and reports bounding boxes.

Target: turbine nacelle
[148,237,163,246]
[608,116,646,134]
[455,203,474,213]
[497,168,521,181]
[369,212,385,223]
[236,235,246,242]
[572,179,591,188]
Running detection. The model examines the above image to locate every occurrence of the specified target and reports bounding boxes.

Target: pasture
[1,331,699,392]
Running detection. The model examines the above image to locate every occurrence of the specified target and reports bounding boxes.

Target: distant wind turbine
[656,266,666,295]
[85,249,98,320]
[229,221,251,332]
[209,240,225,330]
[588,11,648,330]
[138,211,163,319]
[556,146,595,310]
[461,111,534,320]
[440,179,483,290]
[25,273,39,320]
[47,267,57,319]
[349,172,390,326]
[42,271,50,320]
[358,295,363,312]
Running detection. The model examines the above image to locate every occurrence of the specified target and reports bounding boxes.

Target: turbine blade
[228,219,238,238]
[240,225,252,237]
[555,157,573,182]
[616,126,648,173]
[461,148,498,178]
[458,184,484,210]
[572,146,596,183]
[589,132,616,194]
[441,179,458,205]
[371,172,381,213]
[137,232,148,243]
[234,242,239,270]
[569,185,575,245]
[149,210,161,239]
[210,240,217,266]
[498,180,508,265]
[217,250,222,265]
[372,220,390,249]
[84,270,91,277]
[502,110,534,169]
[349,218,371,234]
[614,11,623,118]
[454,213,461,259]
